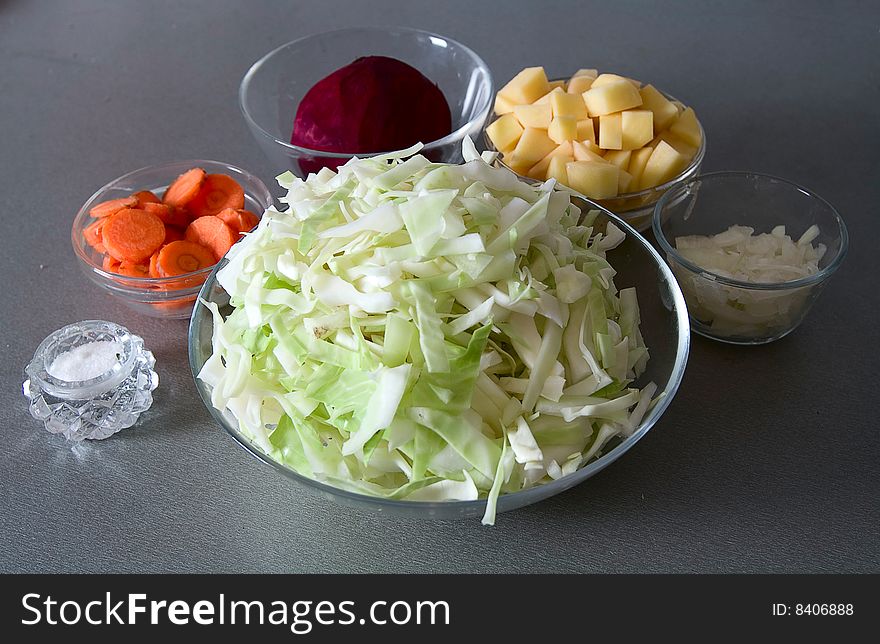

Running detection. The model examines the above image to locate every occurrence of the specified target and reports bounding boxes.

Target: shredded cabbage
[199,140,653,525]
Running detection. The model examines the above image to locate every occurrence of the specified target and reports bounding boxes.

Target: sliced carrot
[148,250,162,278]
[155,240,216,276]
[163,167,206,208]
[187,174,245,217]
[102,255,121,272]
[163,226,185,245]
[144,201,190,228]
[133,190,161,207]
[115,261,151,278]
[84,219,106,253]
[101,208,166,263]
[217,207,259,235]
[88,195,137,219]
[185,215,237,261]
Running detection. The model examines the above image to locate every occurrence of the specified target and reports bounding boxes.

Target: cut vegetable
[155,240,216,276]
[217,208,260,235]
[88,196,137,219]
[163,167,206,208]
[185,215,237,261]
[187,173,245,217]
[101,208,166,263]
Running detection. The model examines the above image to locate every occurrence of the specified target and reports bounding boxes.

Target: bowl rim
[484,81,706,203]
[71,159,274,289]
[238,26,495,159]
[187,193,691,515]
[652,170,849,291]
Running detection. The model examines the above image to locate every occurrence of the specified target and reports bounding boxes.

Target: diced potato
[502,152,531,176]
[627,147,653,187]
[527,142,573,179]
[599,113,623,150]
[576,118,596,143]
[639,140,688,189]
[498,66,551,105]
[486,114,524,153]
[507,127,558,167]
[566,161,620,199]
[548,115,577,143]
[494,93,516,116]
[582,81,642,117]
[591,73,640,88]
[668,107,702,148]
[638,84,678,131]
[660,132,697,159]
[548,80,566,91]
[618,168,634,193]
[513,103,553,129]
[621,109,654,150]
[567,75,594,94]
[604,149,632,169]
[572,68,598,80]
[573,140,608,163]
[547,155,569,184]
[550,90,587,119]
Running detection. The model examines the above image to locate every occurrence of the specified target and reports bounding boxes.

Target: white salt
[47,341,124,382]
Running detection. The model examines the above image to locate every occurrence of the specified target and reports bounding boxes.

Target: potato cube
[599,113,623,150]
[548,80,566,91]
[639,140,688,189]
[660,132,697,160]
[566,161,620,199]
[546,155,569,185]
[502,152,531,176]
[507,127,558,167]
[627,147,653,187]
[603,149,632,169]
[550,90,587,120]
[621,109,654,150]
[573,141,608,163]
[567,75,594,94]
[513,103,553,129]
[583,81,642,117]
[618,169,634,194]
[576,118,596,143]
[534,91,553,105]
[572,68,598,80]
[494,93,516,116]
[527,142,573,179]
[668,107,702,148]
[486,114,524,153]
[548,115,577,143]
[638,84,678,131]
[591,73,640,89]
[499,67,551,105]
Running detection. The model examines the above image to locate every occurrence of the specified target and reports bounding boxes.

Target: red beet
[291,56,452,155]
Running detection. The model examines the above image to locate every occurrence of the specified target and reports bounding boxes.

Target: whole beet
[291,56,452,154]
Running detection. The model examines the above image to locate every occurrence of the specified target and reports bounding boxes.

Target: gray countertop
[1,0,877,573]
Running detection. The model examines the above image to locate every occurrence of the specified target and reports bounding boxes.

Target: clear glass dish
[71,160,274,319]
[653,171,848,344]
[484,83,705,232]
[187,196,690,520]
[239,27,494,177]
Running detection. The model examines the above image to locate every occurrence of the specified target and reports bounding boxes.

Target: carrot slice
[102,255,121,272]
[155,240,216,276]
[163,167,206,208]
[88,195,137,219]
[133,190,161,207]
[101,208,166,263]
[83,219,106,252]
[187,174,245,217]
[144,201,189,228]
[149,251,162,278]
[185,215,237,261]
[163,226,185,245]
[115,261,151,278]
[217,208,259,235]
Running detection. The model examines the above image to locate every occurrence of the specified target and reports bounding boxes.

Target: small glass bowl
[653,171,848,344]
[188,197,690,520]
[239,27,494,176]
[71,160,274,319]
[485,83,705,232]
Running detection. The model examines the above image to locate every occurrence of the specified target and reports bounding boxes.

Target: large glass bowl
[72,160,273,319]
[653,171,848,344]
[188,196,690,519]
[239,27,494,177]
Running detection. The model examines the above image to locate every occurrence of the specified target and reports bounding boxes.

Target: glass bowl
[72,160,274,319]
[239,27,494,176]
[653,171,848,344]
[484,82,705,232]
[188,195,690,520]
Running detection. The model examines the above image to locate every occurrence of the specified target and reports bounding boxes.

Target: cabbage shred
[199,141,653,524]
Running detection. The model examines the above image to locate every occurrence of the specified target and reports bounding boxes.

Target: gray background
[1,0,877,573]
